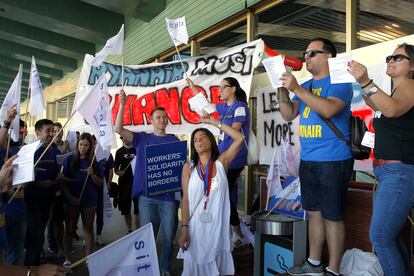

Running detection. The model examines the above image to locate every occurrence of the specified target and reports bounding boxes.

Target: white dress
[177,160,234,276]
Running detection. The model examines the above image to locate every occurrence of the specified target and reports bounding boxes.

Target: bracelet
[2,120,11,129]
[361,79,373,89]
[181,224,189,228]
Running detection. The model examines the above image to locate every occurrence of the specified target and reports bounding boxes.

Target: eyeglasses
[303,50,329,59]
[219,85,231,91]
[385,54,411,63]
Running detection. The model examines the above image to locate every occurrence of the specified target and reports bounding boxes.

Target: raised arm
[200,116,244,171]
[185,77,217,109]
[277,87,300,121]
[0,104,17,149]
[115,89,133,144]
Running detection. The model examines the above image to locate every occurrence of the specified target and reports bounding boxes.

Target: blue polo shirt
[216,101,250,169]
[132,132,179,201]
[24,143,60,201]
[293,76,353,161]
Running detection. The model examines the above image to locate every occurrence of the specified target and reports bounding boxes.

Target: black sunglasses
[303,50,329,58]
[385,54,411,63]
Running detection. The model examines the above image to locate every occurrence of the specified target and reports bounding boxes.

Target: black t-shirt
[115,146,136,182]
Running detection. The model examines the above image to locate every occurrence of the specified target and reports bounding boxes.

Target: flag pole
[78,151,97,201]
[4,127,12,163]
[121,54,124,89]
[7,111,76,204]
[174,45,189,79]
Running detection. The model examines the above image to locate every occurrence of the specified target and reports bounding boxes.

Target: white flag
[0,64,23,142]
[95,143,111,162]
[266,148,282,202]
[166,16,189,46]
[87,223,159,276]
[103,178,114,226]
[91,24,124,66]
[76,73,115,149]
[28,56,45,116]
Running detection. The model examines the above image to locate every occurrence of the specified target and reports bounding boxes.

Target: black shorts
[50,195,65,223]
[118,180,138,215]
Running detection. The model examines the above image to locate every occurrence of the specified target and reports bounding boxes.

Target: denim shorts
[299,158,354,221]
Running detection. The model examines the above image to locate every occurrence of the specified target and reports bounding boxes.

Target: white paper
[56,153,71,166]
[328,55,356,84]
[12,140,42,186]
[188,93,215,116]
[262,56,286,88]
[361,131,375,148]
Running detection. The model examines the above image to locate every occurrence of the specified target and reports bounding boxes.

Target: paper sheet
[188,93,215,116]
[12,140,42,186]
[328,55,356,84]
[262,56,286,88]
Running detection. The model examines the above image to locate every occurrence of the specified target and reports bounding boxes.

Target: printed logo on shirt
[234,106,246,117]
[312,87,322,96]
[300,125,322,138]
[303,106,311,118]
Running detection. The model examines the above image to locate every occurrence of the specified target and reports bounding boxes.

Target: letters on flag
[103,178,114,226]
[166,16,189,46]
[0,64,23,142]
[76,73,114,149]
[91,24,124,66]
[87,223,159,276]
[29,56,45,116]
[70,40,264,134]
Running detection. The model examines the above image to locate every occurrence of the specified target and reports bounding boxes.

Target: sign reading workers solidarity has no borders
[145,141,187,196]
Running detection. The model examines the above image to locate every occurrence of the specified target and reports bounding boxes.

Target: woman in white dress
[178,115,245,276]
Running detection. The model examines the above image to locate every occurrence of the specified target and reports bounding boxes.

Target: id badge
[199,211,212,223]
[361,131,375,148]
[219,132,225,141]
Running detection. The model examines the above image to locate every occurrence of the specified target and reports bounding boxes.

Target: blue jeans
[5,215,26,265]
[138,196,178,273]
[370,163,414,276]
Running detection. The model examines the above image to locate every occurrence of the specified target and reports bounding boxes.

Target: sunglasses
[303,50,329,58]
[385,54,411,63]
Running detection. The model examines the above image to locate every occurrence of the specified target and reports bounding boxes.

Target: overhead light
[392,23,400,28]
[385,25,391,29]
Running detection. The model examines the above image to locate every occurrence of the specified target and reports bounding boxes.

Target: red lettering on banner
[111,94,137,125]
[181,86,203,123]
[132,93,156,125]
[155,88,181,124]
[210,86,223,105]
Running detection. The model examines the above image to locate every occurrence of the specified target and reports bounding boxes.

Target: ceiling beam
[0,66,52,86]
[0,17,94,60]
[0,0,124,42]
[0,75,29,87]
[0,55,63,79]
[0,39,77,71]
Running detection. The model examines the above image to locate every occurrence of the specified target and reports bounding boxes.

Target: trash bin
[252,211,307,275]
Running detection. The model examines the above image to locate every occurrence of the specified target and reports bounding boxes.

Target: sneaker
[287,259,324,276]
[324,271,342,276]
[232,232,248,249]
[96,235,104,245]
[63,260,72,267]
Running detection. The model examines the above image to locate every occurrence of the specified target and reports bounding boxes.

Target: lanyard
[197,160,214,210]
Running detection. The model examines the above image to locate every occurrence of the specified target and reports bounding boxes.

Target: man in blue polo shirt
[278,38,354,276]
[24,119,61,266]
[115,89,179,276]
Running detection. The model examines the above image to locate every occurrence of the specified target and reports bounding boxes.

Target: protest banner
[69,40,264,134]
[86,223,159,276]
[145,140,186,196]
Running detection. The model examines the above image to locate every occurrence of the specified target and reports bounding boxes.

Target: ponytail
[223,77,247,103]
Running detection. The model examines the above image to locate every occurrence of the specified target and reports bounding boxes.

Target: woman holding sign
[178,115,244,275]
[348,43,414,275]
[186,77,250,248]
[58,133,103,266]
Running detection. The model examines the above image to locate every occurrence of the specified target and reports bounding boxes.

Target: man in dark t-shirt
[114,137,137,233]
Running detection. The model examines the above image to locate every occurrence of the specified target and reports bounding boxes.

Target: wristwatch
[366,85,378,98]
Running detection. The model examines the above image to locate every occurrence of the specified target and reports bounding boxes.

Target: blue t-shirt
[62,155,104,202]
[216,101,250,169]
[132,132,179,201]
[24,143,60,200]
[0,146,26,217]
[98,154,115,183]
[293,76,353,161]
